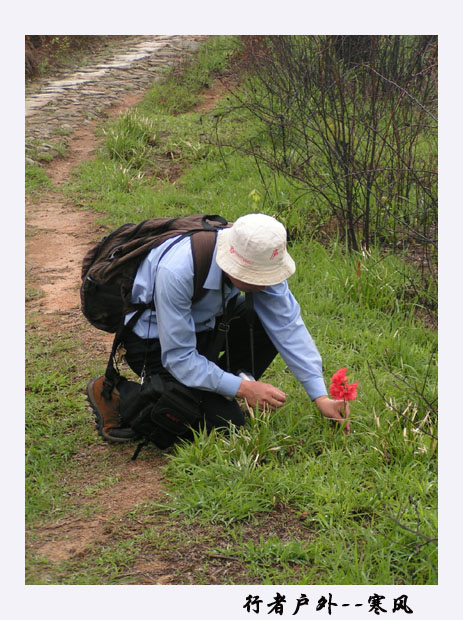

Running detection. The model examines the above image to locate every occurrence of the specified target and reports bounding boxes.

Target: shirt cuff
[302,377,328,401]
[217,371,243,399]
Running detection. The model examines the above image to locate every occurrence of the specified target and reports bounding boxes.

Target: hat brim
[215,228,296,286]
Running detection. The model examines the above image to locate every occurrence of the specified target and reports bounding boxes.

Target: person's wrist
[236,379,250,399]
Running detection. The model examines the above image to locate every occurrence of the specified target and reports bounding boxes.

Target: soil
[26,94,144,318]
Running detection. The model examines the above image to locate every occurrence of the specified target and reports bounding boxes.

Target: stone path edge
[26,35,206,166]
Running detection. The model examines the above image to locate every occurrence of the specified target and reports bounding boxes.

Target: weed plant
[27,36,437,585]
[102,110,159,169]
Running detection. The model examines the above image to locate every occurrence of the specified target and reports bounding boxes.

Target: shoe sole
[86,378,135,444]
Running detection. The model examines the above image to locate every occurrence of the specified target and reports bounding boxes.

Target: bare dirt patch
[193,76,238,114]
[28,445,167,565]
[26,93,145,318]
[27,197,103,314]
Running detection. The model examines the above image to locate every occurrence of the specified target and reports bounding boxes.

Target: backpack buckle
[218,321,230,333]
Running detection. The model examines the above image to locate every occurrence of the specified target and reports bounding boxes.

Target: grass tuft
[26,164,52,194]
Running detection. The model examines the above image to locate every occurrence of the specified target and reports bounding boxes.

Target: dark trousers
[122,301,277,429]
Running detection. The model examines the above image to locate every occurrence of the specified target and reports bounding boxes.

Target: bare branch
[361,64,438,123]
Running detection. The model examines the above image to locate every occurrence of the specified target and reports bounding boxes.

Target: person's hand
[237,379,286,411]
[315,395,351,434]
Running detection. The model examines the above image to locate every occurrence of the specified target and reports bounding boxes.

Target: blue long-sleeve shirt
[125,234,328,401]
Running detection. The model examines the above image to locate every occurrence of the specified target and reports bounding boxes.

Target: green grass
[26,286,46,302]
[139,35,239,115]
[159,361,436,585]
[26,35,437,585]
[26,164,52,195]
[25,322,100,523]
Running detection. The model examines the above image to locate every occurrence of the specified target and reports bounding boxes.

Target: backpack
[81,213,229,333]
[81,213,230,400]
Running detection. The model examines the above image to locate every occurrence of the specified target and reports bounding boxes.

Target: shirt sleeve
[153,263,242,398]
[253,282,328,400]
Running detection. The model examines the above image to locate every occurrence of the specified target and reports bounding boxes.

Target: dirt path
[25,36,210,582]
[26,93,144,322]
[26,35,205,319]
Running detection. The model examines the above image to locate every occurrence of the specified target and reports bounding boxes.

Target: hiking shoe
[86,376,136,443]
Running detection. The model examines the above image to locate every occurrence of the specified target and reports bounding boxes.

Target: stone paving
[25,35,205,165]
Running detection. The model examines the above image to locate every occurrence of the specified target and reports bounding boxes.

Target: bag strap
[200,274,238,370]
[102,307,145,399]
[191,230,218,301]
[245,292,256,378]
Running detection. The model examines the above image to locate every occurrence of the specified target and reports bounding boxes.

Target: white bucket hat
[216,213,296,286]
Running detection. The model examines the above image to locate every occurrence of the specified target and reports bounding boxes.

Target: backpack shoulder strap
[190,230,219,302]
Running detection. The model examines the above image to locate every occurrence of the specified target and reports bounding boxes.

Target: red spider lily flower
[331,368,347,384]
[345,382,358,401]
[329,368,358,402]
